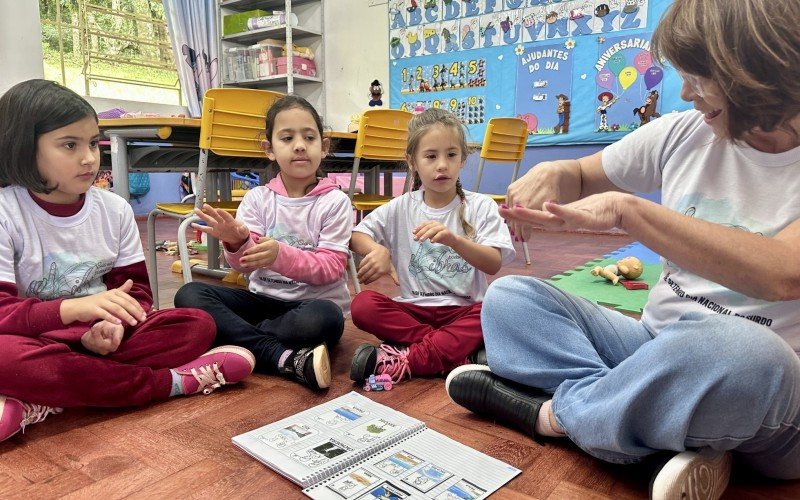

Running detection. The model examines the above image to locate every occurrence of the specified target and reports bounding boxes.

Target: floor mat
[547,242,661,314]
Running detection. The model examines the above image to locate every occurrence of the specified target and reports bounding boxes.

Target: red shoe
[173,346,256,395]
[0,395,63,442]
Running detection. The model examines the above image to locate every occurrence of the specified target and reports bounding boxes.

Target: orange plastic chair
[472,117,531,265]
[346,109,414,219]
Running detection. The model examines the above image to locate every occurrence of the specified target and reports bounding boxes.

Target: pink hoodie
[224,176,349,285]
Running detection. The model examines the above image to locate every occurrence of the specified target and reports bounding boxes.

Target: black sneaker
[350,343,378,383]
[649,449,732,500]
[281,344,331,391]
[445,364,549,443]
[350,343,411,384]
[467,348,488,365]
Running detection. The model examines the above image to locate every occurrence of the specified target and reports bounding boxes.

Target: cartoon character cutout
[554,94,571,134]
[596,91,619,131]
[633,90,661,125]
[369,80,383,107]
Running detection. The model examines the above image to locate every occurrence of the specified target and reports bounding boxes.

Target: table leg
[109,135,130,201]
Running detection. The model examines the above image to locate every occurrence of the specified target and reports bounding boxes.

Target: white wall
[0,0,44,95]
[323,0,388,131]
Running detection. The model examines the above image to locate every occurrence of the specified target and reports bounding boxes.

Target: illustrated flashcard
[434,479,487,500]
[593,0,621,33]
[291,439,353,468]
[478,13,501,48]
[619,0,648,31]
[460,16,480,50]
[327,468,381,498]
[498,8,522,46]
[346,418,401,444]
[374,451,425,476]
[441,19,460,53]
[357,481,411,500]
[314,405,368,429]
[402,464,454,493]
[258,422,318,449]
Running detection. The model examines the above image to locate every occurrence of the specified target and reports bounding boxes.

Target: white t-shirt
[354,189,516,306]
[0,186,143,300]
[603,110,800,352]
[234,184,352,315]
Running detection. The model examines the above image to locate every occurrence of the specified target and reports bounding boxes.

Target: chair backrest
[199,88,285,158]
[473,117,528,193]
[354,109,413,161]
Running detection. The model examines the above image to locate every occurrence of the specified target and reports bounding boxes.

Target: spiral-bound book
[232,391,521,499]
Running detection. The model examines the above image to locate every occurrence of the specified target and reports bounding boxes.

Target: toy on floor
[364,374,393,392]
[591,256,644,286]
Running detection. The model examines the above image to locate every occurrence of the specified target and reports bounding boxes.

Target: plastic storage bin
[223,9,271,35]
[223,43,282,83]
[275,56,317,77]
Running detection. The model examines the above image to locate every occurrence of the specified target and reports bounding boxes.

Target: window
[40,0,182,106]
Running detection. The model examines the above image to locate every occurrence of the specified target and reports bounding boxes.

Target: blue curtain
[162,0,220,117]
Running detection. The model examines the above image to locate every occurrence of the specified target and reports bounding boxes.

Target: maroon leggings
[0,308,215,408]
[351,290,483,375]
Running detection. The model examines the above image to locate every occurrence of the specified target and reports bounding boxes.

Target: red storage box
[275,56,317,77]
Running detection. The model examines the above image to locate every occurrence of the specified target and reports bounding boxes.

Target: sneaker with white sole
[0,395,63,442]
[350,343,411,385]
[650,449,732,500]
[173,345,256,395]
[281,344,331,391]
[446,364,550,442]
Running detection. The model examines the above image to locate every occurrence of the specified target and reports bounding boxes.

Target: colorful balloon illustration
[633,51,652,74]
[619,66,638,90]
[596,68,614,90]
[608,54,627,76]
[644,66,664,89]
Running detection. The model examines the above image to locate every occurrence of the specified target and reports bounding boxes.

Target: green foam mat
[547,257,661,314]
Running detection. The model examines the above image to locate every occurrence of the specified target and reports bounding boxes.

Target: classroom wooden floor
[0,218,797,499]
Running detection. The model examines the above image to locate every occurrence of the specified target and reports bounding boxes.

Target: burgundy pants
[351,290,483,375]
[0,308,215,408]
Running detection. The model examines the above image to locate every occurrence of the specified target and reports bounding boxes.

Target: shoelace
[376,345,411,384]
[292,348,311,382]
[20,403,63,432]
[189,362,227,395]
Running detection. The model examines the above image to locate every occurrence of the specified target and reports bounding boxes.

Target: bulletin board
[388,0,692,146]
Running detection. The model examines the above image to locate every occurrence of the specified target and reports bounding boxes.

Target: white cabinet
[218,0,324,112]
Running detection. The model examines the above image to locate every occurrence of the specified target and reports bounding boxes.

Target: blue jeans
[482,276,800,479]
[174,282,343,372]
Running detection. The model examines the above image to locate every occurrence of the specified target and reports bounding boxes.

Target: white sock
[168,369,184,397]
[534,400,565,438]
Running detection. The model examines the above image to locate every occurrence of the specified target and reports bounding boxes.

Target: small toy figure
[591,256,643,285]
[364,374,393,392]
[596,91,619,131]
[369,79,383,107]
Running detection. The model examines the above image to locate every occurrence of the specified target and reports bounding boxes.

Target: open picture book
[232,391,521,499]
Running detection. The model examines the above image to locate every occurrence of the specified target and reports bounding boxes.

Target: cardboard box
[223,9,271,35]
[275,56,317,77]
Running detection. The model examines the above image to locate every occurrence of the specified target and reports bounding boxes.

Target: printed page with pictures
[232,392,426,487]
[303,428,521,500]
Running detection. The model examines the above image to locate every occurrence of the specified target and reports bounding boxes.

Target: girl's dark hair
[264,94,328,179]
[651,0,800,140]
[0,79,98,192]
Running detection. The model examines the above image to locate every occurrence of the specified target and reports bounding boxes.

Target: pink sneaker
[350,343,411,385]
[173,346,256,395]
[0,395,63,442]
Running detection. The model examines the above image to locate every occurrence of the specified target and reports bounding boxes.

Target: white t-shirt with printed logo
[0,185,143,300]
[603,110,800,352]
[354,189,516,307]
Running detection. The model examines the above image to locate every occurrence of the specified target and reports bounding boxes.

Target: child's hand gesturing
[413,221,459,247]
[81,320,125,355]
[192,204,250,248]
[241,236,280,269]
[357,245,399,285]
[60,279,146,326]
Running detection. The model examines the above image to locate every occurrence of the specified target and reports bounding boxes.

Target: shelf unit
[218,0,325,112]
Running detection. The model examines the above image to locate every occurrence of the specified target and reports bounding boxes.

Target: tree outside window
[40,0,182,106]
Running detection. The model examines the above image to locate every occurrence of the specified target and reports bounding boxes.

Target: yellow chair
[472,117,531,265]
[346,109,414,220]
[146,88,284,307]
